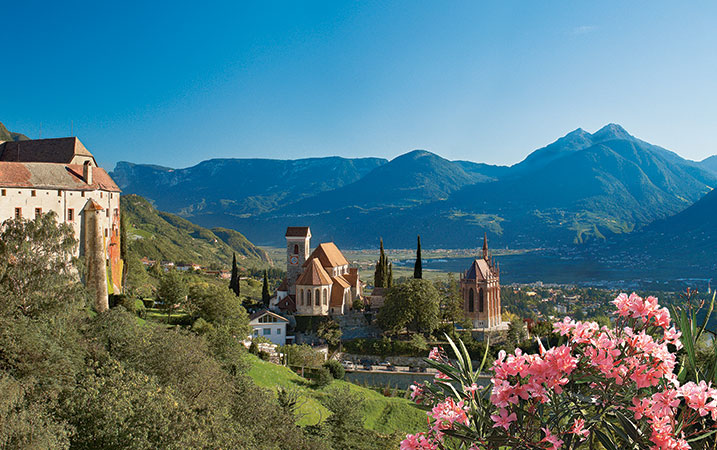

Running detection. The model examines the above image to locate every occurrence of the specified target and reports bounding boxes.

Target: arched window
[315,289,320,306]
[307,290,311,305]
[300,289,304,305]
[468,288,474,312]
[323,289,328,305]
[479,288,485,313]
[293,244,299,254]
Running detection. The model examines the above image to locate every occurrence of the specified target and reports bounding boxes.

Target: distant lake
[394,252,713,291]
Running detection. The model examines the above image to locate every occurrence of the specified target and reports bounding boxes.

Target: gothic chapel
[461,233,502,329]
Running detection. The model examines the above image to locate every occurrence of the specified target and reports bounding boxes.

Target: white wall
[250,321,287,346]
[0,186,119,257]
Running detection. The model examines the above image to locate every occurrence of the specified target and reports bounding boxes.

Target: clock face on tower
[289,256,299,265]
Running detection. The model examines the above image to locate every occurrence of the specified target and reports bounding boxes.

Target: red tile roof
[296,258,333,286]
[0,162,120,191]
[84,199,105,211]
[303,242,349,269]
[343,268,359,287]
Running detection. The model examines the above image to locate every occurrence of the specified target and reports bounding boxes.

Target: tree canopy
[377,278,440,334]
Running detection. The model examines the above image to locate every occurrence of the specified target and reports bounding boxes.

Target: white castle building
[0,137,122,310]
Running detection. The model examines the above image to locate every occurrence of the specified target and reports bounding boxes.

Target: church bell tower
[285,227,311,295]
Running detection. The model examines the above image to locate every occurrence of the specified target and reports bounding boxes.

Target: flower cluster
[402,292,717,450]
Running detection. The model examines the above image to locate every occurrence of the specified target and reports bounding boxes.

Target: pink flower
[553,317,575,336]
[400,433,437,450]
[430,398,469,431]
[680,380,717,417]
[569,418,589,439]
[410,384,425,403]
[629,397,650,420]
[428,347,441,361]
[464,383,480,396]
[541,427,564,450]
[490,408,517,431]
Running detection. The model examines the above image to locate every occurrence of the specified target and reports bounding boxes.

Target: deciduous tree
[157,269,187,323]
[378,279,440,334]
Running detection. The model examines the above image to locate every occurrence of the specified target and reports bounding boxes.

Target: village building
[249,310,290,346]
[271,226,363,316]
[0,137,122,310]
[460,233,504,329]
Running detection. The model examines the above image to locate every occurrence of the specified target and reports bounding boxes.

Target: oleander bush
[403,292,717,450]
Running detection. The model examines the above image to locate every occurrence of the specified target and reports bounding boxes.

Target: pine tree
[229,253,240,297]
[262,270,270,306]
[414,235,423,279]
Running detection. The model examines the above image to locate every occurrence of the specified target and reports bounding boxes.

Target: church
[271,226,362,316]
[460,233,503,329]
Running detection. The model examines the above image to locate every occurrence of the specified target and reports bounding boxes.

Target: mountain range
[111,124,716,249]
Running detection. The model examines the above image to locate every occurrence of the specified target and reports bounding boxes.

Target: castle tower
[285,227,311,295]
[461,234,501,329]
[83,199,109,312]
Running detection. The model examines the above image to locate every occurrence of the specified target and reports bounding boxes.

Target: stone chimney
[83,199,108,312]
[83,161,93,185]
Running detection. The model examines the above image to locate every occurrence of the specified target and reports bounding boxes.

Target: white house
[249,310,289,346]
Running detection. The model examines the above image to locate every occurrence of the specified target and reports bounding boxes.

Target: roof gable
[249,309,289,323]
[464,259,494,281]
[303,242,349,269]
[296,258,333,286]
[276,295,296,313]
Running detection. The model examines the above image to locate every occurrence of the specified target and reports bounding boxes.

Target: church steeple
[482,232,488,260]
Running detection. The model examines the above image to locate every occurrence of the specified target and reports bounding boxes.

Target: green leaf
[478,336,490,374]
[594,429,619,450]
[687,429,717,443]
[615,411,641,442]
[680,308,698,381]
[696,291,716,343]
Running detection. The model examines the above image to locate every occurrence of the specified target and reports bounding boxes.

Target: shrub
[313,367,333,388]
[323,360,345,380]
[249,341,259,355]
[403,292,717,450]
[258,350,270,361]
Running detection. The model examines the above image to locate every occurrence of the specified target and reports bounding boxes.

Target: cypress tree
[262,270,270,306]
[374,239,385,288]
[229,253,240,297]
[387,262,393,288]
[414,235,423,279]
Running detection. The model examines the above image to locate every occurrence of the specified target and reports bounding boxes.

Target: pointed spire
[482,232,488,259]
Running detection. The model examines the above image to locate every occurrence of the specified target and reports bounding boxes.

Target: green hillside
[245,354,426,433]
[121,194,271,267]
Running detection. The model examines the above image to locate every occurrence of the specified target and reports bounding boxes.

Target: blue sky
[2,1,715,170]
